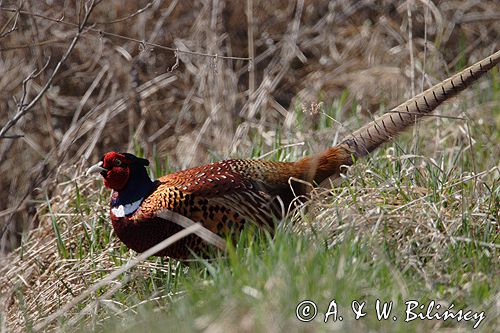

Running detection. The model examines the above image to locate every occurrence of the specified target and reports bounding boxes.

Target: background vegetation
[0,0,498,332]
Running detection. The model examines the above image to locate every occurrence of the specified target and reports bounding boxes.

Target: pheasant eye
[114,159,122,166]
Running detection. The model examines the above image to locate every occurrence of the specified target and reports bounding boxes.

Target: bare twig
[0,7,252,62]
[17,57,51,109]
[0,0,21,38]
[0,1,98,139]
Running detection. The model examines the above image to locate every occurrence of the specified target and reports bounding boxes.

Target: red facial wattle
[103,166,130,191]
[100,152,131,191]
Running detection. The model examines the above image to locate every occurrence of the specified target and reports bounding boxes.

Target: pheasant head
[87,152,151,191]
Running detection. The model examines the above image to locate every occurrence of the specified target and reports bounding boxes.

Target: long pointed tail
[340,49,500,158]
[297,49,500,184]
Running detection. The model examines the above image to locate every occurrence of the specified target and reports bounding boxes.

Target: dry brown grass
[0,0,499,332]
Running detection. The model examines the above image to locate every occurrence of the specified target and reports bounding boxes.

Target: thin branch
[17,57,51,109]
[0,7,252,61]
[0,1,97,139]
[0,0,21,38]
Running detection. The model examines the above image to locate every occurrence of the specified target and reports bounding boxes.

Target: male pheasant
[88,50,500,259]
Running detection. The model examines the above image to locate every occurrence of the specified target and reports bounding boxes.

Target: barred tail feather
[339,49,500,158]
[296,49,499,185]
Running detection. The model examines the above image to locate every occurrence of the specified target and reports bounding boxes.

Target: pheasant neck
[111,166,155,215]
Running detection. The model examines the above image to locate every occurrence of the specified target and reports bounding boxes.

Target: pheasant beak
[86,161,108,176]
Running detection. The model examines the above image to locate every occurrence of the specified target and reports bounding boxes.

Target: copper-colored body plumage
[109,158,319,258]
[89,50,500,259]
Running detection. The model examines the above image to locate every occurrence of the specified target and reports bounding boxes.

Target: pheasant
[88,50,500,259]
